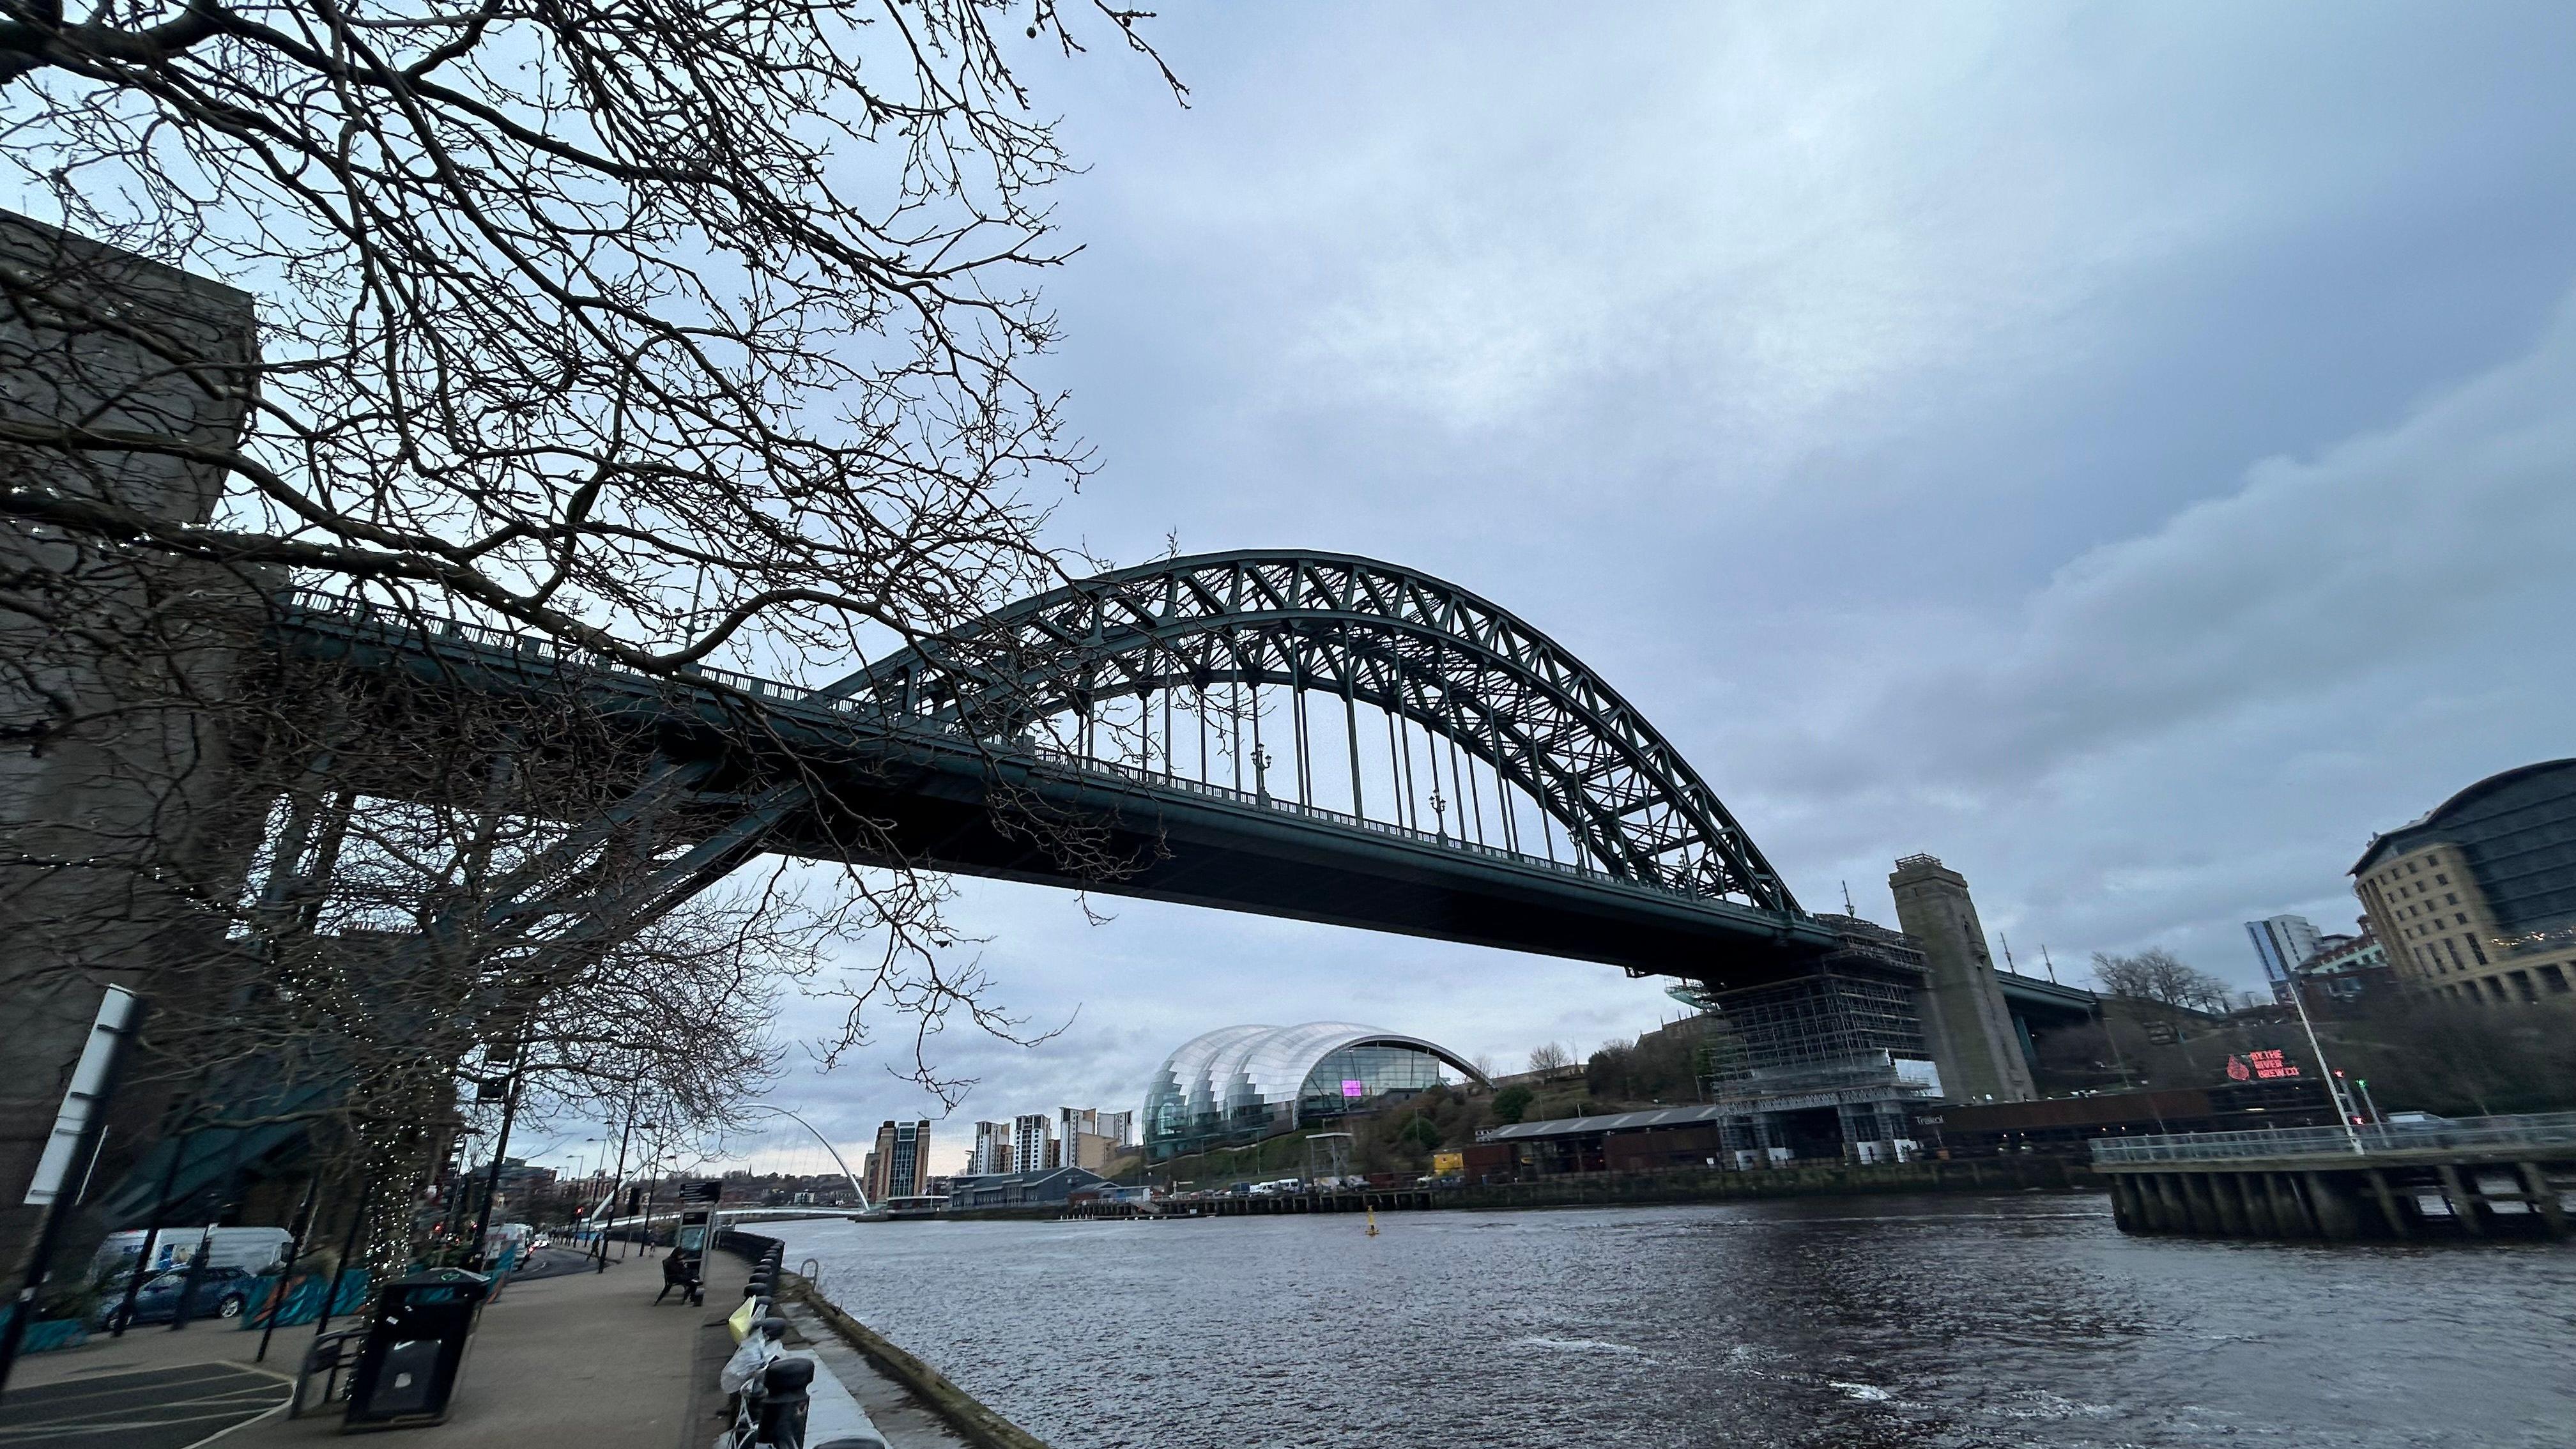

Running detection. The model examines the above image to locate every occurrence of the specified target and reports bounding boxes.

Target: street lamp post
[618,1126,658,1261]
[636,1160,659,1259]
[595,1112,647,1271]
[466,1068,524,1271]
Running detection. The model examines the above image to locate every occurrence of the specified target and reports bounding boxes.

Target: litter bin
[342,1268,492,1430]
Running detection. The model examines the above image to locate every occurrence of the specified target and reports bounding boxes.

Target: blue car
[98,1265,259,1329]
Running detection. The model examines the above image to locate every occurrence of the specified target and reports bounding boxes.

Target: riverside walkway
[2,1255,700,1449]
[2,1248,992,1449]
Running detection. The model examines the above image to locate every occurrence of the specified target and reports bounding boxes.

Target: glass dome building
[1143,1022,1490,1158]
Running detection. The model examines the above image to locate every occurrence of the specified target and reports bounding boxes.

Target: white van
[93,1225,292,1282]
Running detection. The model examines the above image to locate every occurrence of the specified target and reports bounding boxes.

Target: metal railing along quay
[2088,1111,2576,1165]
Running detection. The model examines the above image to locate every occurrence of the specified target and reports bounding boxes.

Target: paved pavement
[240,1255,704,1449]
[0,1363,290,1449]
[3,1254,706,1449]
[1,1248,992,1449]
[509,1246,617,1281]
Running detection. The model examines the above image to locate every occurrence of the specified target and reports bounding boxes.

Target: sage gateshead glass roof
[1144,1022,1491,1157]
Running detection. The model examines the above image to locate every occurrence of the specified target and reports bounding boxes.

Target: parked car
[96,1265,260,1329]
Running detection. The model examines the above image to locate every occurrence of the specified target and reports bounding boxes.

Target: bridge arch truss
[823,551,1798,916]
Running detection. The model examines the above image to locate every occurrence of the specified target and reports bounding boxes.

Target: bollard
[720,1315,793,1433]
[756,1356,815,1449]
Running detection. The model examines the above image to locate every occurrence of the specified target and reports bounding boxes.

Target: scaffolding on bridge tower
[1685,919,1935,1092]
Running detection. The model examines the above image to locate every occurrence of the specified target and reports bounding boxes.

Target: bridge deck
[275,597,1841,986]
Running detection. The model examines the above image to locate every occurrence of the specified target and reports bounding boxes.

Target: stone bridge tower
[1889,854,2036,1103]
[0,211,267,1275]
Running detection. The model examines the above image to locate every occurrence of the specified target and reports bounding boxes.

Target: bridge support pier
[2147,1173,2183,1232]
[2277,1176,2318,1227]
[2365,1170,2411,1239]
[2106,1174,2140,1231]
[2437,1166,2481,1237]
[2519,1162,2568,1240]
[2229,1173,2271,1236]
[2182,1174,2223,1233]
[2302,1172,2365,1241]
[2207,1173,2249,1236]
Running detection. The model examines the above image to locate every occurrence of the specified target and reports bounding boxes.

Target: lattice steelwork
[1693,919,1931,1086]
[265,550,1821,1027]
[820,551,1797,912]
[1699,972,1928,1082]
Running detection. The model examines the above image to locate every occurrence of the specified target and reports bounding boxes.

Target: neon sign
[2227,1049,2302,1082]
[1341,1080,1366,1098]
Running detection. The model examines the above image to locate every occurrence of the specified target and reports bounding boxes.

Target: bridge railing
[280,585,882,716]
[2086,1111,2576,1164]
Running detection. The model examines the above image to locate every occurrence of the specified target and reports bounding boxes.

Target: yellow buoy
[1365,1206,1379,1237]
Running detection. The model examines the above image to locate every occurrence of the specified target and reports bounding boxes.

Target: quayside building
[1144,1022,1490,1160]
[2354,757,2576,1005]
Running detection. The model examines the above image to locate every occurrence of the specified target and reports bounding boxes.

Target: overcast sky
[627,3,2576,1178]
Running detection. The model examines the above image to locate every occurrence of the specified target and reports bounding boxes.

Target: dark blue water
[772,1193,2576,1448]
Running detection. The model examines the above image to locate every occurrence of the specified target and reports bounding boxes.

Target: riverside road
[774,1193,2576,1449]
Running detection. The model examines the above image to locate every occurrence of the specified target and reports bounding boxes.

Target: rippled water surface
[769,1194,2576,1448]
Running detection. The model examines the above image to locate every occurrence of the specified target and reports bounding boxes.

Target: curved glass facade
[1144,1022,1487,1158]
[1294,1043,1453,1121]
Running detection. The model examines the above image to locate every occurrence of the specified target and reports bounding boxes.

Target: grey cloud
[677,4,2576,1167]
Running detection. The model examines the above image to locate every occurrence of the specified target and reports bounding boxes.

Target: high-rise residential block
[1056,1107,1133,1172]
[969,1120,1015,1175]
[1011,1114,1053,1180]
[2244,915,2323,1003]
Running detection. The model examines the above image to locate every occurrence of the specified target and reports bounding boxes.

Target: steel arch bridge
[276,549,1841,990]
[827,551,1793,910]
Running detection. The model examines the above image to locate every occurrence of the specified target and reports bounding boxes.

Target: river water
[768,1193,2575,1448]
